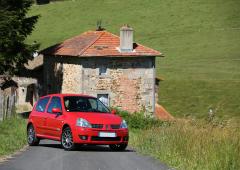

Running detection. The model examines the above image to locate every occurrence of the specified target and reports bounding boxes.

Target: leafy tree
[0,0,39,75]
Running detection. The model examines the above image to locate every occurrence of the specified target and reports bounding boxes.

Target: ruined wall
[0,77,39,112]
[44,56,155,113]
[13,77,37,105]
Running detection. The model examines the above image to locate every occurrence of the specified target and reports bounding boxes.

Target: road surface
[0,140,171,170]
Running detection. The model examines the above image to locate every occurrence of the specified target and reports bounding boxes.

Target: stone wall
[0,76,39,113]
[13,77,37,105]
[13,77,39,112]
[44,56,155,113]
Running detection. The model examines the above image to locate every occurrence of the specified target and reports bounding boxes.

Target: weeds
[116,110,240,170]
[0,117,27,157]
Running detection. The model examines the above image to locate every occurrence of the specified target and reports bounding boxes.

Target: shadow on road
[38,143,135,152]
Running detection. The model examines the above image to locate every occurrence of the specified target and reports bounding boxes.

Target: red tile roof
[41,31,162,57]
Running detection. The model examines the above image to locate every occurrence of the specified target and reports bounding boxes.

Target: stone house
[40,26,162,113]
[0,55,43,114]
[0,75,39,119]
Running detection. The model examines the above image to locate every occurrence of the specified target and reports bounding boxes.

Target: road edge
[0,145,29,164]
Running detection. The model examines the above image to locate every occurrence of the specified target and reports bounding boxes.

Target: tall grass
[116,109,240,169]
[0,117,27,157]
[130,119,240,170]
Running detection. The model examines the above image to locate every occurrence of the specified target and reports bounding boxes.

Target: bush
[36,0,50,5]
[115,108,169,129]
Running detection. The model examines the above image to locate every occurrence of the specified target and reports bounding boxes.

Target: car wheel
[27,124,40,146]
[61,127,75,151]
[109,144,128,151]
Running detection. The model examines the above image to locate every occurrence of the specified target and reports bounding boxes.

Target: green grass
[117,110,240,170]
[130,120,240,170]
[0,117,27,157]
[27,0,240,118]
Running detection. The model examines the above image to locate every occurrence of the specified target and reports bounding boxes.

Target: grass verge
[0,117,27,157]
[117,110,240,170]
[129,119,240,170]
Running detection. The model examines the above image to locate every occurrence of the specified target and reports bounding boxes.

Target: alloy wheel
[27,125,39,146]
[62,128,74,150]
[28,126,35,144]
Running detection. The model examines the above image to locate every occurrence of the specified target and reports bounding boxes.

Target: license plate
[98,132,116,138]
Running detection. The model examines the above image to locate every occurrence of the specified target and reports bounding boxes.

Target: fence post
[2,95,5,120]
[0,88,18,121]
[0,92,3,121]
[9,94,15,117]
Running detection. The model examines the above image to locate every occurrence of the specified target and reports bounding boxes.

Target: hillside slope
[27,0,240,118]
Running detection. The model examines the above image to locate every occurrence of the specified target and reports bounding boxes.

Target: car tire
[61,127,75,151]
[109,144,128,151]
[27,124,40,146]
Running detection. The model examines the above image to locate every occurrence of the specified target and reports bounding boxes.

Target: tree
[0,0,39,75]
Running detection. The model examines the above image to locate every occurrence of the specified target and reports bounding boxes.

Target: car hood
[72,112,122,124]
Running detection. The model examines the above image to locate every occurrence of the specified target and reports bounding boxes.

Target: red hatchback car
[27,94,128,151]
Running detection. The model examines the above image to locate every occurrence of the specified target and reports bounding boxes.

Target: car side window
[35,97,50,112]
[47,97,62,113]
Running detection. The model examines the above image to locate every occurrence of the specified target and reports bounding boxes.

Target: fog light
[79,135,88,140]
[123,136,129,141]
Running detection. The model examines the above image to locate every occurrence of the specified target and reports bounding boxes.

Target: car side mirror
[52,108,61,114]
[111,109,116,115]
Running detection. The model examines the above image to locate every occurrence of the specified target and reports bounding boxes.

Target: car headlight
[76,118,92,128]
[120,120,128,129]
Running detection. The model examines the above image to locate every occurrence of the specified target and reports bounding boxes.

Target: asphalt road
[0,140,171,170]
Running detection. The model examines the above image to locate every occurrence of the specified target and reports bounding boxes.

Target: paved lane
[0,140,170,170]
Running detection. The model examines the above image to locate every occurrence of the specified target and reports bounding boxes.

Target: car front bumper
[72,127,129,145]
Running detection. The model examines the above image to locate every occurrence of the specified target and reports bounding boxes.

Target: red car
[27,94,128,151]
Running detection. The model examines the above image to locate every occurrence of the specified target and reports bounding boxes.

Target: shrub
[115,108,169,129]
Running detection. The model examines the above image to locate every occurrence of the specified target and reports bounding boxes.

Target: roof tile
[41,31,162,57]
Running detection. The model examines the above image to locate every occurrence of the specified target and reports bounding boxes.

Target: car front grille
[91,136,121,141]
[110,124,120,129]
[91,124,120,129]
[91,124,103,129]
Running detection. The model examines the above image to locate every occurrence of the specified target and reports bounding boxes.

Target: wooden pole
[0,91,3,121]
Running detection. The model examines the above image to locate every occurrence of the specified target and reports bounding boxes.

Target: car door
[32,97,50,135]
[45,96,64,138]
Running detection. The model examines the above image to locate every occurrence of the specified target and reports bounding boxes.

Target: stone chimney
[120,25,133,52]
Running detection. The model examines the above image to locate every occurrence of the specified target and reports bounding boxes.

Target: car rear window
[35,97,50,112]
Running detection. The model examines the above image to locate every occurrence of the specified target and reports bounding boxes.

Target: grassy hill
[27,0,240,118]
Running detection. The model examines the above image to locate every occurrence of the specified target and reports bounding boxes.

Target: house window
[97,94,109,107]
[99,66,107,76]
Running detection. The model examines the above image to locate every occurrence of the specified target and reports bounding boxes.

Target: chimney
[120,25,133,52]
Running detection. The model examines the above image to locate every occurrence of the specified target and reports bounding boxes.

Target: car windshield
[63,96,110,113]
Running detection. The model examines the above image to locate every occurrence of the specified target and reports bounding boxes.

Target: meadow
[27,0,240,118]
[24,2,240,168]
[118,110,240,170]
[130,120,240,170]
[0,117,26,157]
